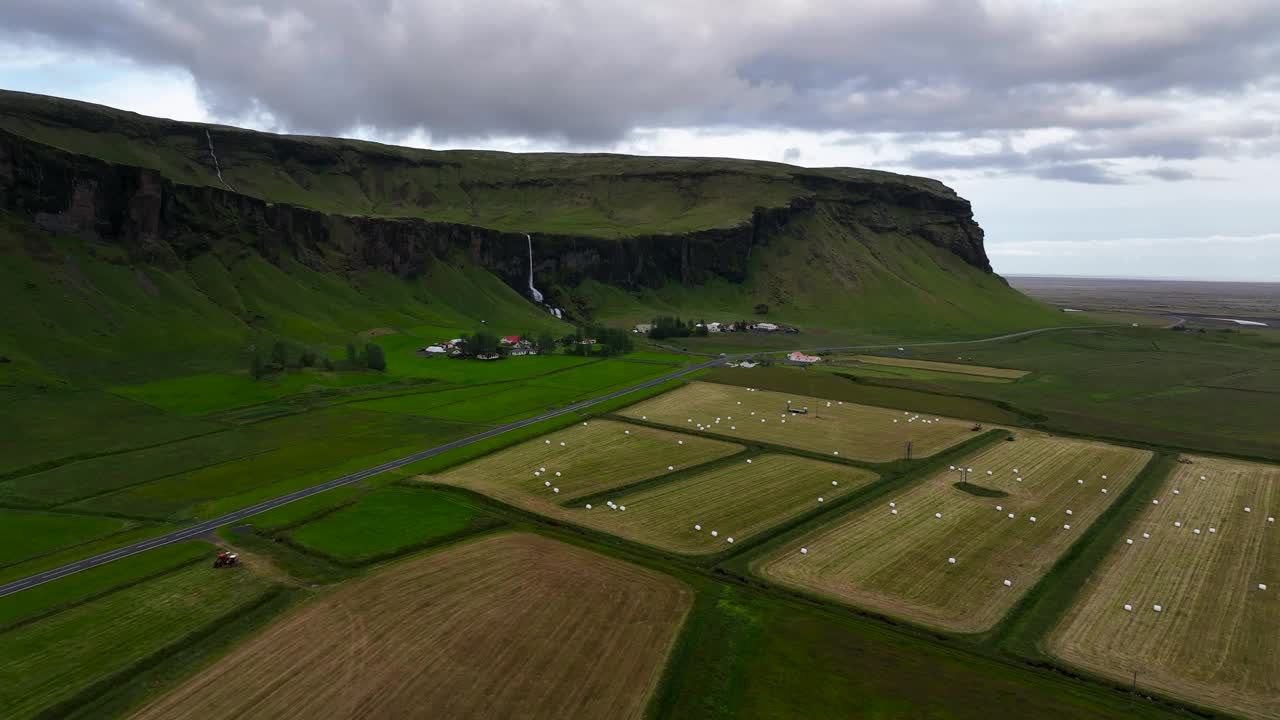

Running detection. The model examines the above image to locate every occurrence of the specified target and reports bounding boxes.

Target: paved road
[0,323,1110,599]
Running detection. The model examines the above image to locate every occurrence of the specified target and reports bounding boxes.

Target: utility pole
[905,440,913,460]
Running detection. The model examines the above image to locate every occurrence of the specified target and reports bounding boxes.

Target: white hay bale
[889,502,897,508]
[545,440,551,445]
[1077,480,1084,485]
[642,415,647,420]
[535,471,541,477]
[948,557,956,564]
[1152,499,1160,505]
[1066,509,1073,516]
[1008,513,1015,519]
[1004,579,1013,587]
[891,509,898,515]
[800,547,808,554]
[540,467,547,472]
[1013,468,1020,473]
[1173,521,1181,527]
[1259,584,1268,591]
[894,419,898,423]
[730,425,737,430]
[1200,475,1206,480]
[694,524,702,531]
[678,440,684,445]
[1017,477,1023,482]
[950,465,956,471]
[996,505,1003,511]
[586,503,592,509]
[1102,474,1108,480]
[1030,516,1037,522]
[1126,538,1133,545]
[1101,489,1108,494]
[818,497,825,503]
[553,487,560,493]
[544,481,551,487]
[1153,604,1163,612]
[839,401,843,405]
[987,470,993,476]
[1244,506,1252,513]
[1143,532,1151,539]
[687,418,692,423]
[934,512,943,519]
[620,505,626,511]
[1269,517,1276,523]
[746,459,752,464]
[625,430,630,435]
[726,537,734,543]
[667,465,674,471]
[1209,527,1217,533]
[559,441,566,447]
[1193,528,1201,535]
[583,422,588,426]
[1063,524,1072,530]
[710,530,718,537]
[833,451,839,456]
[832,480,838,486]
[1172,489,1179,495]
[555,471,562,477]
[1123,603,1132,612]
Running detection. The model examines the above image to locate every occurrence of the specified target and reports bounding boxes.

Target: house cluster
[632,321,800,334]
[419,338,465,356]
[500,335,539,355]
[787,351,822,364]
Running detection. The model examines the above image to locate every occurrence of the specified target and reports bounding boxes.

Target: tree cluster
[251,339,337,379]
[564,325,633,356]
[647,316,708,340]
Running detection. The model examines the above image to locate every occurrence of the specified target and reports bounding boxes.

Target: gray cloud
[1145,167,1198,182]
[1034,163,1127,185]
[1,0,1278,182]
[782,147,802,163]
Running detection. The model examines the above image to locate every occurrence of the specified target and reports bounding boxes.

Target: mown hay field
[566,454,878,554]
[618,382,976,462]
[1047,456,1280,720]
[130,533,691,720]
[755,432,1151,632]
[844,355,1029,380]
[428,419,741,514]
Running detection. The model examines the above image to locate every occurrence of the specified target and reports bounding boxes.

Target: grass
[64,409,474,519]
[128,533,691,720]
[236,485,364,531]
[112,369,396,415]
[288,487,491,562]
[1046,455,1280,719]
[426,419,742,517]
[0,511,130,567]
[0,542,210,628]
[563,454,878,555]
[0,560,277,719]
[754,431,1152,633]
[619,381,979,462]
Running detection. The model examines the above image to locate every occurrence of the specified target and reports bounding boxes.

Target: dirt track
[130,533,691,720]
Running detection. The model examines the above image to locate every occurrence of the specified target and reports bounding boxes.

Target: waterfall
[526,234,544,303]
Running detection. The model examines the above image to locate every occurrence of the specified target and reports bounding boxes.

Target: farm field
[111,369,396,415]
[0,560,276,719]
[288,487,487,561]
[131,533,692,720]
[567,454,878,554]
[427,419,742,514]
[63,409,474,519]
[0,510,130,567]
[1047,455,1280,720]
[840,354,1029,380]
[755,432,1152,632]
[619,381,978,462]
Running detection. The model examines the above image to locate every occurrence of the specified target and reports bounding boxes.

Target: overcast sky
[2,0,1277,281]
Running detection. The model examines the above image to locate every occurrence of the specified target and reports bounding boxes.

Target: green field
[289,487,487,561]
[112,370,397,415]
[0,561,277,719]
[0,511,130,567]
[566,454,878,554]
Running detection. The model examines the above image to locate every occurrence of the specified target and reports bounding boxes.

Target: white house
[706,322,722,333]
[755,322,779,332]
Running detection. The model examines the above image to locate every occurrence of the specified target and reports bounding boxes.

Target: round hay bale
[948,557,956,564]
[585,503,592,509]
[1004,579,1013,587]
[694,524,701,531]
[934,512,943,519]
[818,497,825,503]
[1123,603,1133,612]
[1153,604,1163,612]
[800,547,808,554]
[1126,538,1134,545]
[710,530,718,537]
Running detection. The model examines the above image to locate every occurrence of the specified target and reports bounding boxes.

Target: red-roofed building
[787,351,822,364]
[500,335,522,346]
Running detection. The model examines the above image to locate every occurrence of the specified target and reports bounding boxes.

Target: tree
[271,341,289,368]
[754,303,769,315]
[536,332,556,354]
[250,351,266,380]
[300,350,318,368]
[322,357,335,371]
[364,343,386,371]
[346,342,359,366]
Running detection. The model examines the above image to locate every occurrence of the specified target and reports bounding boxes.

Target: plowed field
[131,533,691,720]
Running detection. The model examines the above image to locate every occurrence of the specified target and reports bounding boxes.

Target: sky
[1,1,1277,281]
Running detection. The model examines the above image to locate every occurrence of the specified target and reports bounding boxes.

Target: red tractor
[212,551,239,569]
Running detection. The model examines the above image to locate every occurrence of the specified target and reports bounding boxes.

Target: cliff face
[0,124,992,313]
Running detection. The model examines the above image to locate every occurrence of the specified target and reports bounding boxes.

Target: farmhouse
[755,322,780,332]
[788,351,822,364]
[499,335,522,346]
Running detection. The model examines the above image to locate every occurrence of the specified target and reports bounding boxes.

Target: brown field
[845,355,1029,379]
[427,418,741,515]
[755,432,1151,632]
[566,454,878,554]
[131,533,691,720]
[618,381,977,462]
[1047,456,1280,720]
